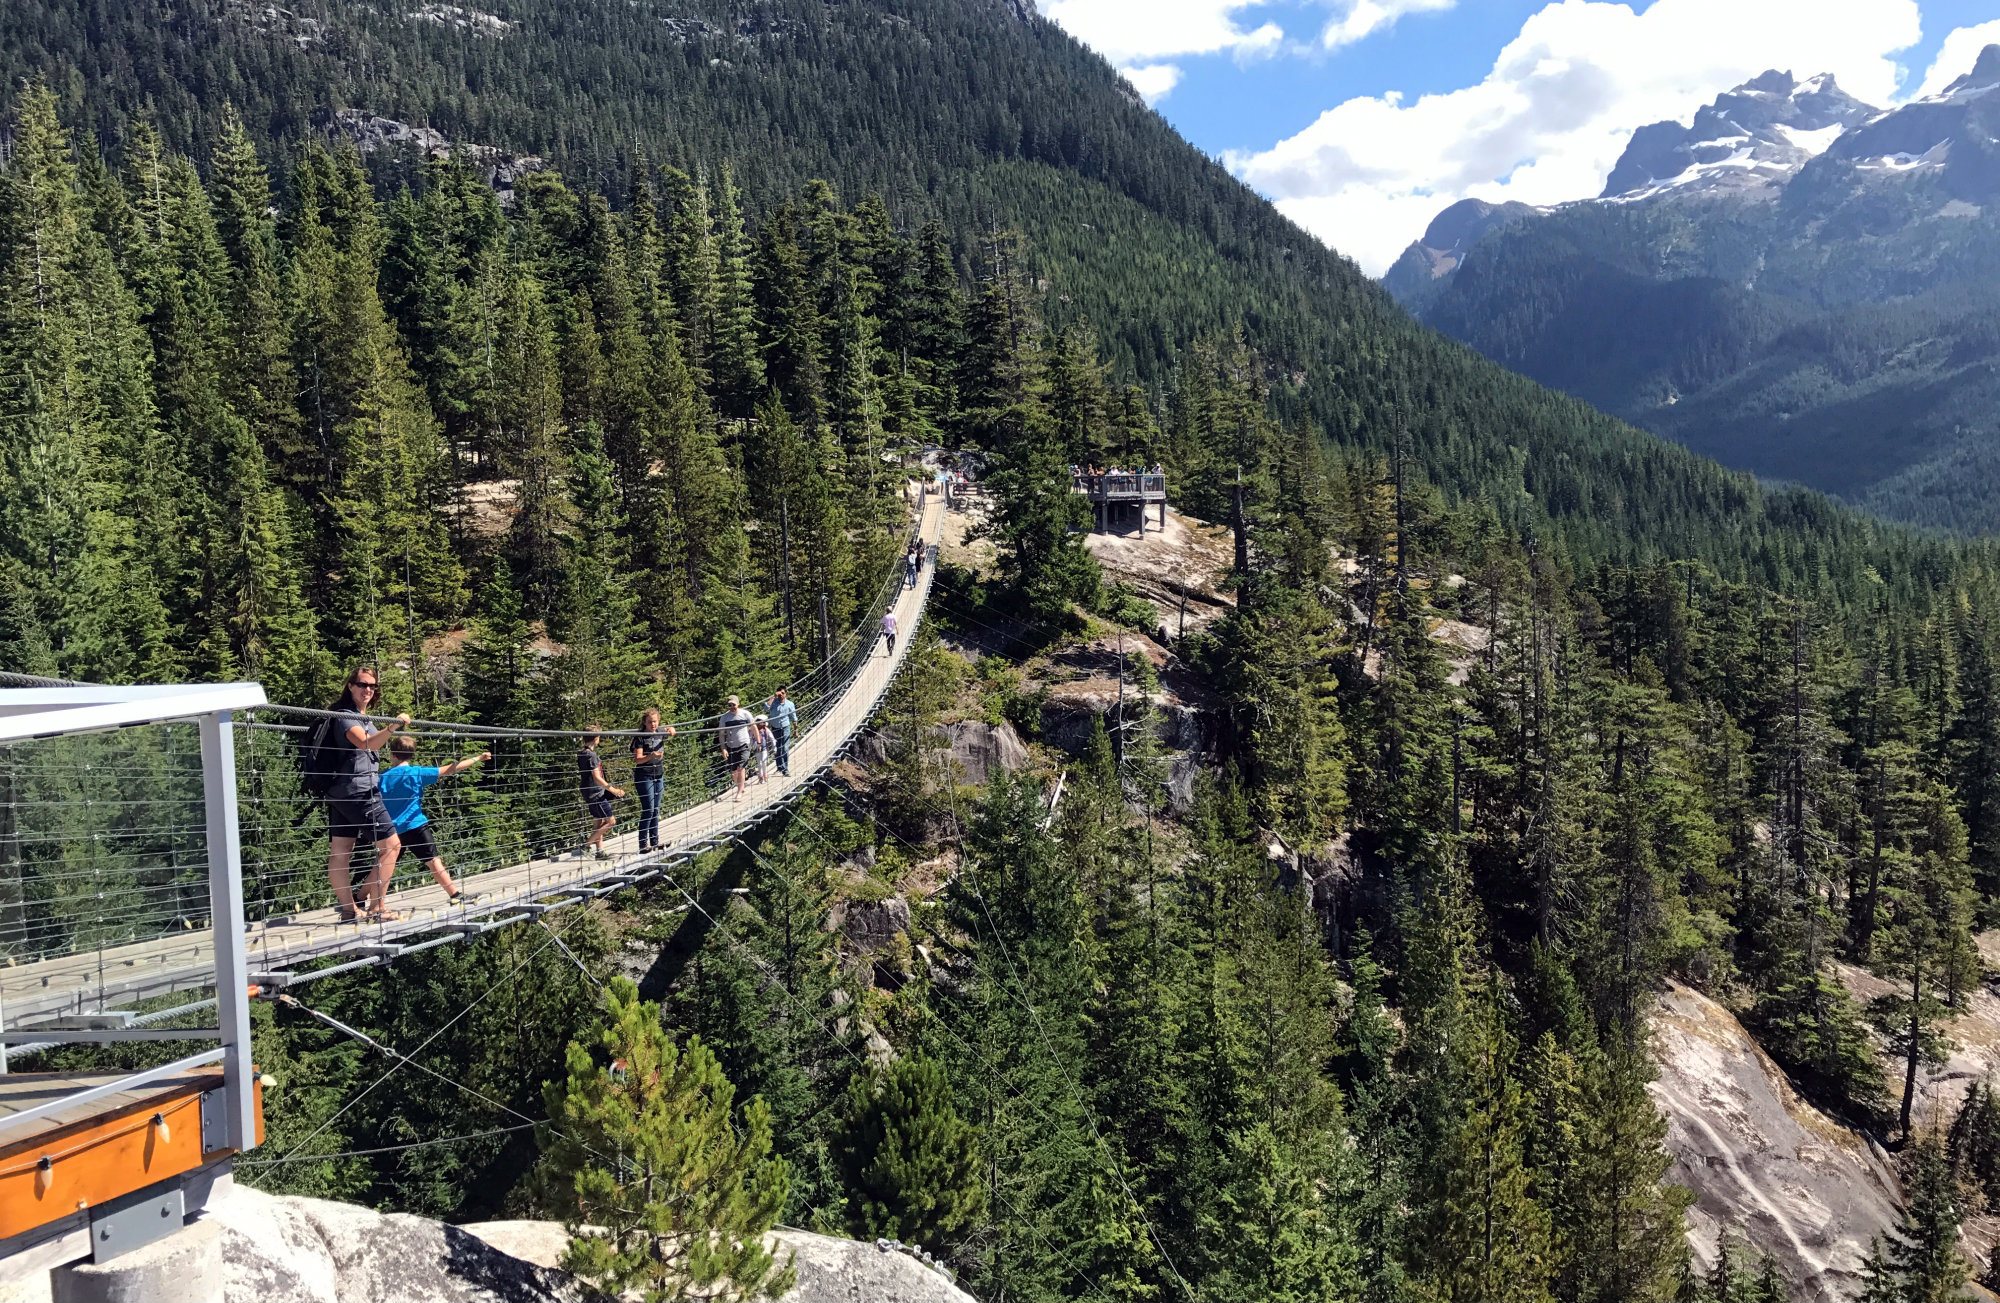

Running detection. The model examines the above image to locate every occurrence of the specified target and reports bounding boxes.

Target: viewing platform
[1074,470,1167,534]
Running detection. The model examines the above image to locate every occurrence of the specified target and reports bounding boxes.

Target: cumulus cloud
[1322,0,1458,50]
[1911,19,2000,99]
[1035,0,1283,65]
[1227,0,1925,276]
[1121,63,1186,103]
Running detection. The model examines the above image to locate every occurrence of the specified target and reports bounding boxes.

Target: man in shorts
[718,695,755,803]
[379,735,490,904]
[578,729,624,859]
[322,666,411,923]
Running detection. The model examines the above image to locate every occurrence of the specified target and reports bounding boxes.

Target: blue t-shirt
[767,698,797,735]
[379,765,441,832]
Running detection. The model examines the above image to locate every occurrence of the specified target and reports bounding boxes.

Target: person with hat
[718,695,755,802]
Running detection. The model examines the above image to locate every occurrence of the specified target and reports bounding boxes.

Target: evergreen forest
[7,3,2000,1301]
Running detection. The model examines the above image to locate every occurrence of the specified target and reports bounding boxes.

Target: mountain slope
[1389,57,2000,532]
[0,0,1952,586]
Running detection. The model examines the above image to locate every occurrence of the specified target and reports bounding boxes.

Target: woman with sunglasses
[323,666,412,923]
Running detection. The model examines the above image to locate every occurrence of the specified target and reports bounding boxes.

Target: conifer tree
[1872,784,1976,1140]
[539,977,796,1303]
[1858,1134,1968,1303]
[839,1053,986,1250]
[710,165,765,417]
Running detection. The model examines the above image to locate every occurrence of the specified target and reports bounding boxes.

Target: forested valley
[7,9,2000,1301]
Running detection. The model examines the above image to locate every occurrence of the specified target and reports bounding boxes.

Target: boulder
[833,896,912,952]
[941,720,1029,784]
[851,720,1027,786]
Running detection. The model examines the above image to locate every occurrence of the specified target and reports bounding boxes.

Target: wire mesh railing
[0,490,943,1006]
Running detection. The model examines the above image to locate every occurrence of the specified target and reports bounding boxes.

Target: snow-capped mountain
[1599,70,1877,201]
[1813,44,2000,202]
[1382,46,2000,534]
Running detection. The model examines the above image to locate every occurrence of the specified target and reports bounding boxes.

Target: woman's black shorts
[585,792,615,820]
[327,793,397,844]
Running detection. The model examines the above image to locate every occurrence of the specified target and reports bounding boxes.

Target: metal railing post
[199,709,257,1152]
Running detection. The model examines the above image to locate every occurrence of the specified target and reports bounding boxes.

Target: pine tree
[1872,784,1976,1140]
[539,977,796,1302]
[839,1053,986,1250]
[709,164,765,418]
[1859,1134,1968,1303]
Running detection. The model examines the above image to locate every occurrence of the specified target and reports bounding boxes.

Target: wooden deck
[0,496,946,1029]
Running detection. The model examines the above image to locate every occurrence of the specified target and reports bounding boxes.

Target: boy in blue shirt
[380,735,491,904]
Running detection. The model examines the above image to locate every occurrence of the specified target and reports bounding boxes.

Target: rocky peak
[1381,198,1541,307]
[1599,69,1876,200]
[1940,43,2000,100]
[1818,43,2000,202]
[1419,197,1541,257]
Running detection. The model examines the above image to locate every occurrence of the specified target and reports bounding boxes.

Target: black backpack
[299,713,345,799]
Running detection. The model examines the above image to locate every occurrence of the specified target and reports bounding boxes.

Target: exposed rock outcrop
[215,1185,587,1303]
[11,1183,975,1303]
[1649,983,1901,1301]
[458,1217,977,1303]
[833,895,912,952]
[851,720,1029,786]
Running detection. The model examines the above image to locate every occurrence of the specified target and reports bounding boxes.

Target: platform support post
[199,712,255,1153]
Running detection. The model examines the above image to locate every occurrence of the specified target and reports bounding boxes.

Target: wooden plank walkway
[1,496,946,1028]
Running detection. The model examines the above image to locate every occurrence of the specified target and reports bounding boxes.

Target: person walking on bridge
[317,667,409,923]
[380,736,489,904]
[632,709,677,853]
[719,695,755,802]
[880,610,898,657]
[578,729,624,859]
[766,688,796,777]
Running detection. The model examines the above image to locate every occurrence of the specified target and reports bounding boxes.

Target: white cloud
[1227,0,1925,276]
[1322,0,1458,50]
[1035,0,1284,65]
[1911,19,2000,99]
[1037,0,1283,114]
[1121,63,1186,103]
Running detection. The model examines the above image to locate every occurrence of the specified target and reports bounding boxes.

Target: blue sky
[1034,0,2000,272]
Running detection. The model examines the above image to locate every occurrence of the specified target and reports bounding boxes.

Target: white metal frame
[0,682,267,1151]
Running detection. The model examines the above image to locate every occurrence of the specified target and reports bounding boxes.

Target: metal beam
[199,711,257,1155]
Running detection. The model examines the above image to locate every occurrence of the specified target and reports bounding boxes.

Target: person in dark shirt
[322,666,411,923]
[578,729,624,860]
[631,708,677,853]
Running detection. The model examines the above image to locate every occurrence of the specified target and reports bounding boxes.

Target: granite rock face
[182,1184,977,1303]
[1648,984,1901,1301]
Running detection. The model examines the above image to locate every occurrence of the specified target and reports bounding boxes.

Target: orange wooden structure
[0,1067,261,1242]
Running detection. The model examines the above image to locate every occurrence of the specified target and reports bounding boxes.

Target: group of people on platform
[315,665,808,921]
[1070,462,1164,480]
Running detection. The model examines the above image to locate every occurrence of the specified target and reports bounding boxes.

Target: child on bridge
[380,736,491,905]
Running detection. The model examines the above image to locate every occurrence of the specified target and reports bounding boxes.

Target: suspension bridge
[0,487,947,1288]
